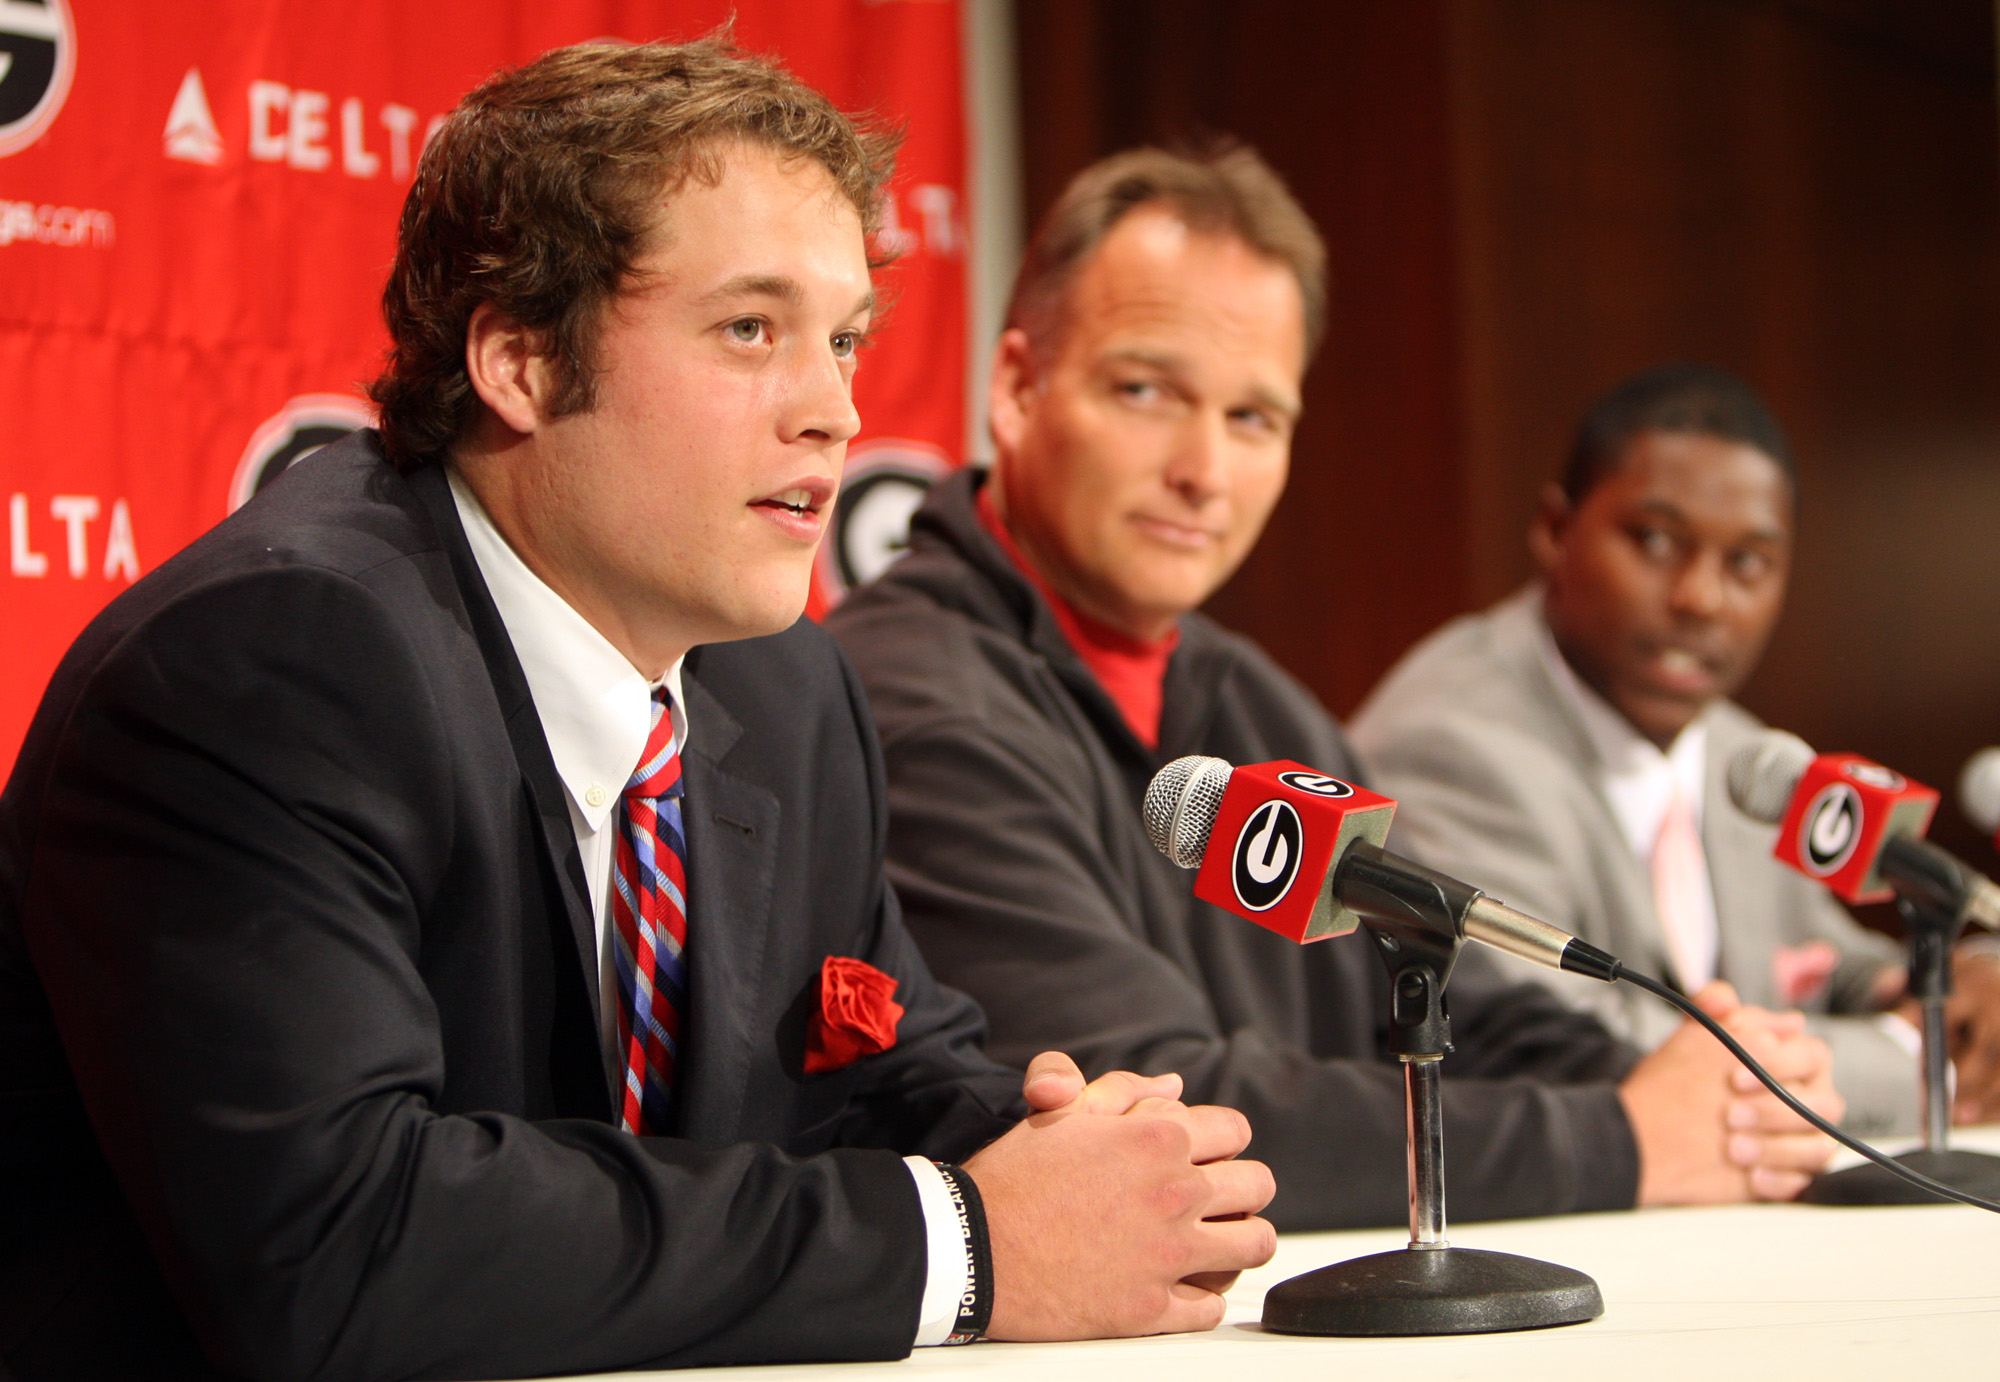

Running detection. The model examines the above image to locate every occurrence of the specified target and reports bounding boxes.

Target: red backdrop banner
[0,0,967,767]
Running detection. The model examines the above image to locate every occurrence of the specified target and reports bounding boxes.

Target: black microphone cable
[1610,964,2000,1214]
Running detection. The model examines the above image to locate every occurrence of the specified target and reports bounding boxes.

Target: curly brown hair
[369,35,899,471]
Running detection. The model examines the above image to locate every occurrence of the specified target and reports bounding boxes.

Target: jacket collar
[405,457,611,1101]
[1486,584,1608,776]
[904,468,1231,767]
[659,657,770,1142]
[401,446,770,1132]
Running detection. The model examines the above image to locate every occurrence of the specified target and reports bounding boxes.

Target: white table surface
[553,1127,2000,1382]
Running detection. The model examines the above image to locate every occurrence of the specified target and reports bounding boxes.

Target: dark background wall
[1014,0,2000,871]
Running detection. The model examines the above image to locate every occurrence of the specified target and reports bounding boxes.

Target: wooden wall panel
[1444,0,2000,860]
[1011,1,2000,864]
[1013,0,1470,717]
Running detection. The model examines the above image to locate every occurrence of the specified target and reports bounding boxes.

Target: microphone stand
[1801,895,2000,1204]
[1262,850,1601,1335]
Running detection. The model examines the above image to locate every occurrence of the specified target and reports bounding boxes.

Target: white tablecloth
[553,1127,2000,1382]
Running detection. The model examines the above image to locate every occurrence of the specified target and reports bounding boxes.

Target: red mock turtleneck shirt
[975,484,1179,749]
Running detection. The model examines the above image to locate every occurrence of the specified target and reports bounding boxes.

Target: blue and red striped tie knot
[611,687,688,1137]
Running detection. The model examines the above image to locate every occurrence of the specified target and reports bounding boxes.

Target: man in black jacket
[828,145,1845,1230]
[0,43,1274,1381]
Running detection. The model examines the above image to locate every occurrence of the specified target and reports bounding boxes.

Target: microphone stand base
[1262,1246,1603,1336]
[1800,1148,2000,1205]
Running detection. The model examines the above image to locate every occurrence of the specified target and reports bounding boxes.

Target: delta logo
[164,63,441,179]
[0,0,76,158]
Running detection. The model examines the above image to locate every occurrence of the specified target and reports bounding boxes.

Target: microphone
[1152,764,2000,1216]
[1725,730,2000,931]
[1149,756,2000,1216]
[1958,746,2000,848]
[1143,756,1618,981]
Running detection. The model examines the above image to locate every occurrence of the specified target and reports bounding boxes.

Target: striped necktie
[611,688,688,1135]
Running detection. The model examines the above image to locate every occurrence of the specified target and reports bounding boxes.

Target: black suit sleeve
[20,568,932,1382]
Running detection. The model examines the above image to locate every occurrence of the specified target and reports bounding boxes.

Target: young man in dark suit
[0,40,1273,1381]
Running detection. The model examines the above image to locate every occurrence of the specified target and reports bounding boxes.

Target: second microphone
[1144,755,1620,983]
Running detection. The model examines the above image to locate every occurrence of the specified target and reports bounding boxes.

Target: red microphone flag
[1192,760,1395,943]
[1773,753,1940,904]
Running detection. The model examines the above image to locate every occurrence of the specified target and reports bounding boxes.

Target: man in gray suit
[1352,364,2000,1136]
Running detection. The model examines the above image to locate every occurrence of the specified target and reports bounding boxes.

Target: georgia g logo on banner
[1233,799,1304,912]
[0,0,75,157]
[813,438,952,602]
[230,395,377,512]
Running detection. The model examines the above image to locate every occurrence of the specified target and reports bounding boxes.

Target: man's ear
[1527,481,1572,577]
[986,328,1040,464]
[464,303,550,437]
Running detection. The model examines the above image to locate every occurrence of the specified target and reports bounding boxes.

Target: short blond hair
[1007,143,1326,360]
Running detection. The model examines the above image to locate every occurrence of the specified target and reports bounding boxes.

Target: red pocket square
[804,956,905,1074]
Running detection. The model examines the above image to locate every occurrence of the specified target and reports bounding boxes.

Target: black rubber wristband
[931,1163,993,1345]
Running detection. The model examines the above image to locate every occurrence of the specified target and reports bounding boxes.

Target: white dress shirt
[448,471,969,1346]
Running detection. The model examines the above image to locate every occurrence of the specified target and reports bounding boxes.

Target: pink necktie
[1651,782,1715,992]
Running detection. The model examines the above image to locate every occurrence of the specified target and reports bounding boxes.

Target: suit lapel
[406,464,610,1099]
[1496,591,1683,985]
[671,665,781,1144]
[1703,712,1782,1006]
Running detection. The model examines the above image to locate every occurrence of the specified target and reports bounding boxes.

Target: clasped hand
[963,1052,1276,1341]
[1620,981,1843,1205]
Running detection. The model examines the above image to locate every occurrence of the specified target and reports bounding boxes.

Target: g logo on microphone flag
[1800,783,1862,875]
[1276,770,1355,798]
[1773,751,1940,904]
[1233,800,1304,911]
[1193,759,1397,943]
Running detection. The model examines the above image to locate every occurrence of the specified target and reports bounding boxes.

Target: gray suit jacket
[1350,585,1916,1135]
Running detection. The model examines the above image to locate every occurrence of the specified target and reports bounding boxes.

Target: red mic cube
[1192,760,1396,942]
[1773,753,1940,904]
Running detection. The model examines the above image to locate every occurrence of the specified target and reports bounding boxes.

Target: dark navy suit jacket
[0,433,1018,1381]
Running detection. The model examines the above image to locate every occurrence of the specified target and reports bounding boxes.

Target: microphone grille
[1144,755,1233,869]
[1959,747,2000,834]
[1726,729,1816,824]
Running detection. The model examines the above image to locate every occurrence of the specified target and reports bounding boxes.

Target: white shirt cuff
[1875,1009,1923,1061]
[904,1156,974,1347]
[1876,1010,1959,1107]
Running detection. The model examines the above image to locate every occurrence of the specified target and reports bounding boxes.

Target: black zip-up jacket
[827,468,1642,1230]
